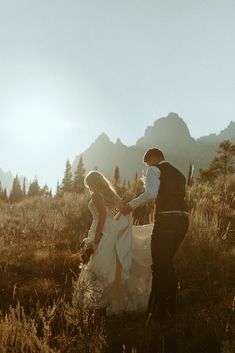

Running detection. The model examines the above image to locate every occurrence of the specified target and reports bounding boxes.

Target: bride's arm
[114,195,125,212]
[114,197,127,220]
[92,192,106,245]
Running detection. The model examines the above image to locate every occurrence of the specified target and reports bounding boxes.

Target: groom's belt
[158,210,189,216]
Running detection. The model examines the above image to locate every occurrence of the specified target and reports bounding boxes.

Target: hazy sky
[0,0,235,188]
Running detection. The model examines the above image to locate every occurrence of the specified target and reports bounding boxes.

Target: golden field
[0,177,235,353]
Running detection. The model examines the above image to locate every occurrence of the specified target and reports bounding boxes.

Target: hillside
[72,113,234,181]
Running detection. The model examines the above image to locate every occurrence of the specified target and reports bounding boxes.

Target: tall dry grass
[0,178,234,352]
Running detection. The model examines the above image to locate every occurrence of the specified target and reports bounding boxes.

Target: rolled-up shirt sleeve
[128,166,160,209]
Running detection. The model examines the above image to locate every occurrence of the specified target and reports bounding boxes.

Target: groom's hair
[143,148,165,162]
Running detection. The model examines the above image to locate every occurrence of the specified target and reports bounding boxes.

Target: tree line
[0,176,52,203]
[56,157,144,201]
[1,139,235,204]
[0,156,144,204]
[198,140,235,182]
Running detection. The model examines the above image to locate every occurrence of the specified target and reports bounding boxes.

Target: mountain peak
[153,112,190,131]
[218,120,235,140]
[166,112,182,120]
[136,112,193,148]
[116,137,124,145]
[71,112,235,184]
[95,133,111,144]
[226,121,235,129]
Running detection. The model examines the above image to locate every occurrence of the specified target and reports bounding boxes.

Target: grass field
[0,178,235,352]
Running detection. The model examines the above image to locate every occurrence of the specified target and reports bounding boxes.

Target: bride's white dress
[72,200,153,316]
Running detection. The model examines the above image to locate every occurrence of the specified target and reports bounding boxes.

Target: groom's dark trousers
[147,212,189,321]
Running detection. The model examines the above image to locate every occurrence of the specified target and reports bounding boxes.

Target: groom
[122,148,189,322]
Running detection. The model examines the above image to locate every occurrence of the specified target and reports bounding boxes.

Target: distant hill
[0,169,28,194]
[72,112,235,181]
[198,121,235,145]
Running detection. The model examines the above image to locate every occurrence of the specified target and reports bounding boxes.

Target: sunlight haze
[0,0,234,188]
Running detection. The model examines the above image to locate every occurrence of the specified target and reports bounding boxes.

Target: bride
[72,170,153,316]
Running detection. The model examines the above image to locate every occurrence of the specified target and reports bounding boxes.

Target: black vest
[154,162,188,217]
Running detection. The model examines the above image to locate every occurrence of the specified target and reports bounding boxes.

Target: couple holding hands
[72,148,189,323]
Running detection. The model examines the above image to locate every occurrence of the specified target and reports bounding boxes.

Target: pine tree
[199,140,235,182]
[9,175,24,202]
[0,182,7,201]
[131,172,144,196]
[61,160,73,193]
[22,177,26,197]
[41,184,51,197]
[0,182,3,201]
[2,188,7,201]
[56,181,61,197]
[114,166,121,186]
[73,156,86,194]
[122,178,126,192]
[28,178,41,197]
[118,178,127,198]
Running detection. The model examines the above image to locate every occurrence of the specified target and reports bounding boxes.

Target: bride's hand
[114,211,122,220]
[122,204,133,215]
[118,201,127,213]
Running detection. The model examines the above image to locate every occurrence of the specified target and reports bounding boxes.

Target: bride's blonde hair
[84,171,122,209]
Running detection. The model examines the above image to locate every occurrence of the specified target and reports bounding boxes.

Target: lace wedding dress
[72,199,153,316]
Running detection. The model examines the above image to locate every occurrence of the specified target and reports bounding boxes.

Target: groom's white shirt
[128,161,167,210]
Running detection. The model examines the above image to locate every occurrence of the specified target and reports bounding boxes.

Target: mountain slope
[198,121,235,145]
[72,113,234,181]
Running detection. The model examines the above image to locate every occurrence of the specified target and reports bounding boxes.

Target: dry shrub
[0,300,107,353]
[0,303,55,353]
